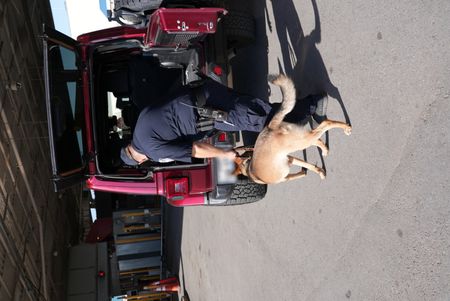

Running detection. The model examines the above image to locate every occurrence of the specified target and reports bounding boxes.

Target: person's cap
[120,146,139,166]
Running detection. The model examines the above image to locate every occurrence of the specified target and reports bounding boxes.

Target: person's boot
[310,93,328,126]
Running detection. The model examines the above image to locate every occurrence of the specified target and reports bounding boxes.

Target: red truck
[43,6,267,206]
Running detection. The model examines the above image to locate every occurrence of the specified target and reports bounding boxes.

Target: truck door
[42,24,85,191]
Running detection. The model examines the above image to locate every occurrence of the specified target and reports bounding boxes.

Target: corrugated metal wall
[0,0,81,300]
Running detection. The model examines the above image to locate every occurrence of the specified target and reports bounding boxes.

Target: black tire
[215,178,267,206]
[116,11,147,27]
[223,10,256,49]
[115,0,163,12]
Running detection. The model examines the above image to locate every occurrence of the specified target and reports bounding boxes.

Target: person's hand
[192,142,238,160]
[223,149,238,160]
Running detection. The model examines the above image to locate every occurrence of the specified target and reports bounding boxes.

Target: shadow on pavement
[269,0,352,169]
[229,2,270,145]
[270,0,351,126]
[230,0,351,148]
[164,204,184,276]
[164,207,192,301]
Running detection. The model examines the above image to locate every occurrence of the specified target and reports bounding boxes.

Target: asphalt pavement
[168,0,450,300]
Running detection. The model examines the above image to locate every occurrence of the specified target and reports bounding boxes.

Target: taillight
[166,178,189,200]
[217,132,227,142]
[213,65,223,76]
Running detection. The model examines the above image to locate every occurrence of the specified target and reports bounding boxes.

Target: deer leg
[288,155,326,179]
[284,170,307,182]
[313,139,328,156]
[311,119,352,139]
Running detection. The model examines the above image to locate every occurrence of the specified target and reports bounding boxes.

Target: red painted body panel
[156,8,226,33]
[86,165,213,193]
[86,165,212,206]
[80,45,96,174]
[145,8,227,47]
[86,176,161,195]
[162,165,214,195]
[77,26,146,44]
[167,194,207,207]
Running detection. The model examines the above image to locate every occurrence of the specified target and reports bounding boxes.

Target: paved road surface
[168,1,450,300]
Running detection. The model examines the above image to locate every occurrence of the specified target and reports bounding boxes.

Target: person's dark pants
[201,80,272,132]
[201,79,321,132]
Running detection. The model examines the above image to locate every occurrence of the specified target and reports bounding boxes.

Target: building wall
[0,1,81,300]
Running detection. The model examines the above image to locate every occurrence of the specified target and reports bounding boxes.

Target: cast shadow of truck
[271,0,351,125]
[241,0,352,167]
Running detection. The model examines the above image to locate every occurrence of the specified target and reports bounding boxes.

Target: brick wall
[0,1,81,300]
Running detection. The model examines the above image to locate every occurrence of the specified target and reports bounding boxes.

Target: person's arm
[192,141,236,159]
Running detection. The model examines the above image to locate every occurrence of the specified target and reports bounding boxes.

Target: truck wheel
[115,0,163,12]
[216,178,267,206]
[115,10,147,27]
[223,10,256,49]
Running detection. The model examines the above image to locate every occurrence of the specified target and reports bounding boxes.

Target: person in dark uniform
[120,79,325,165]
